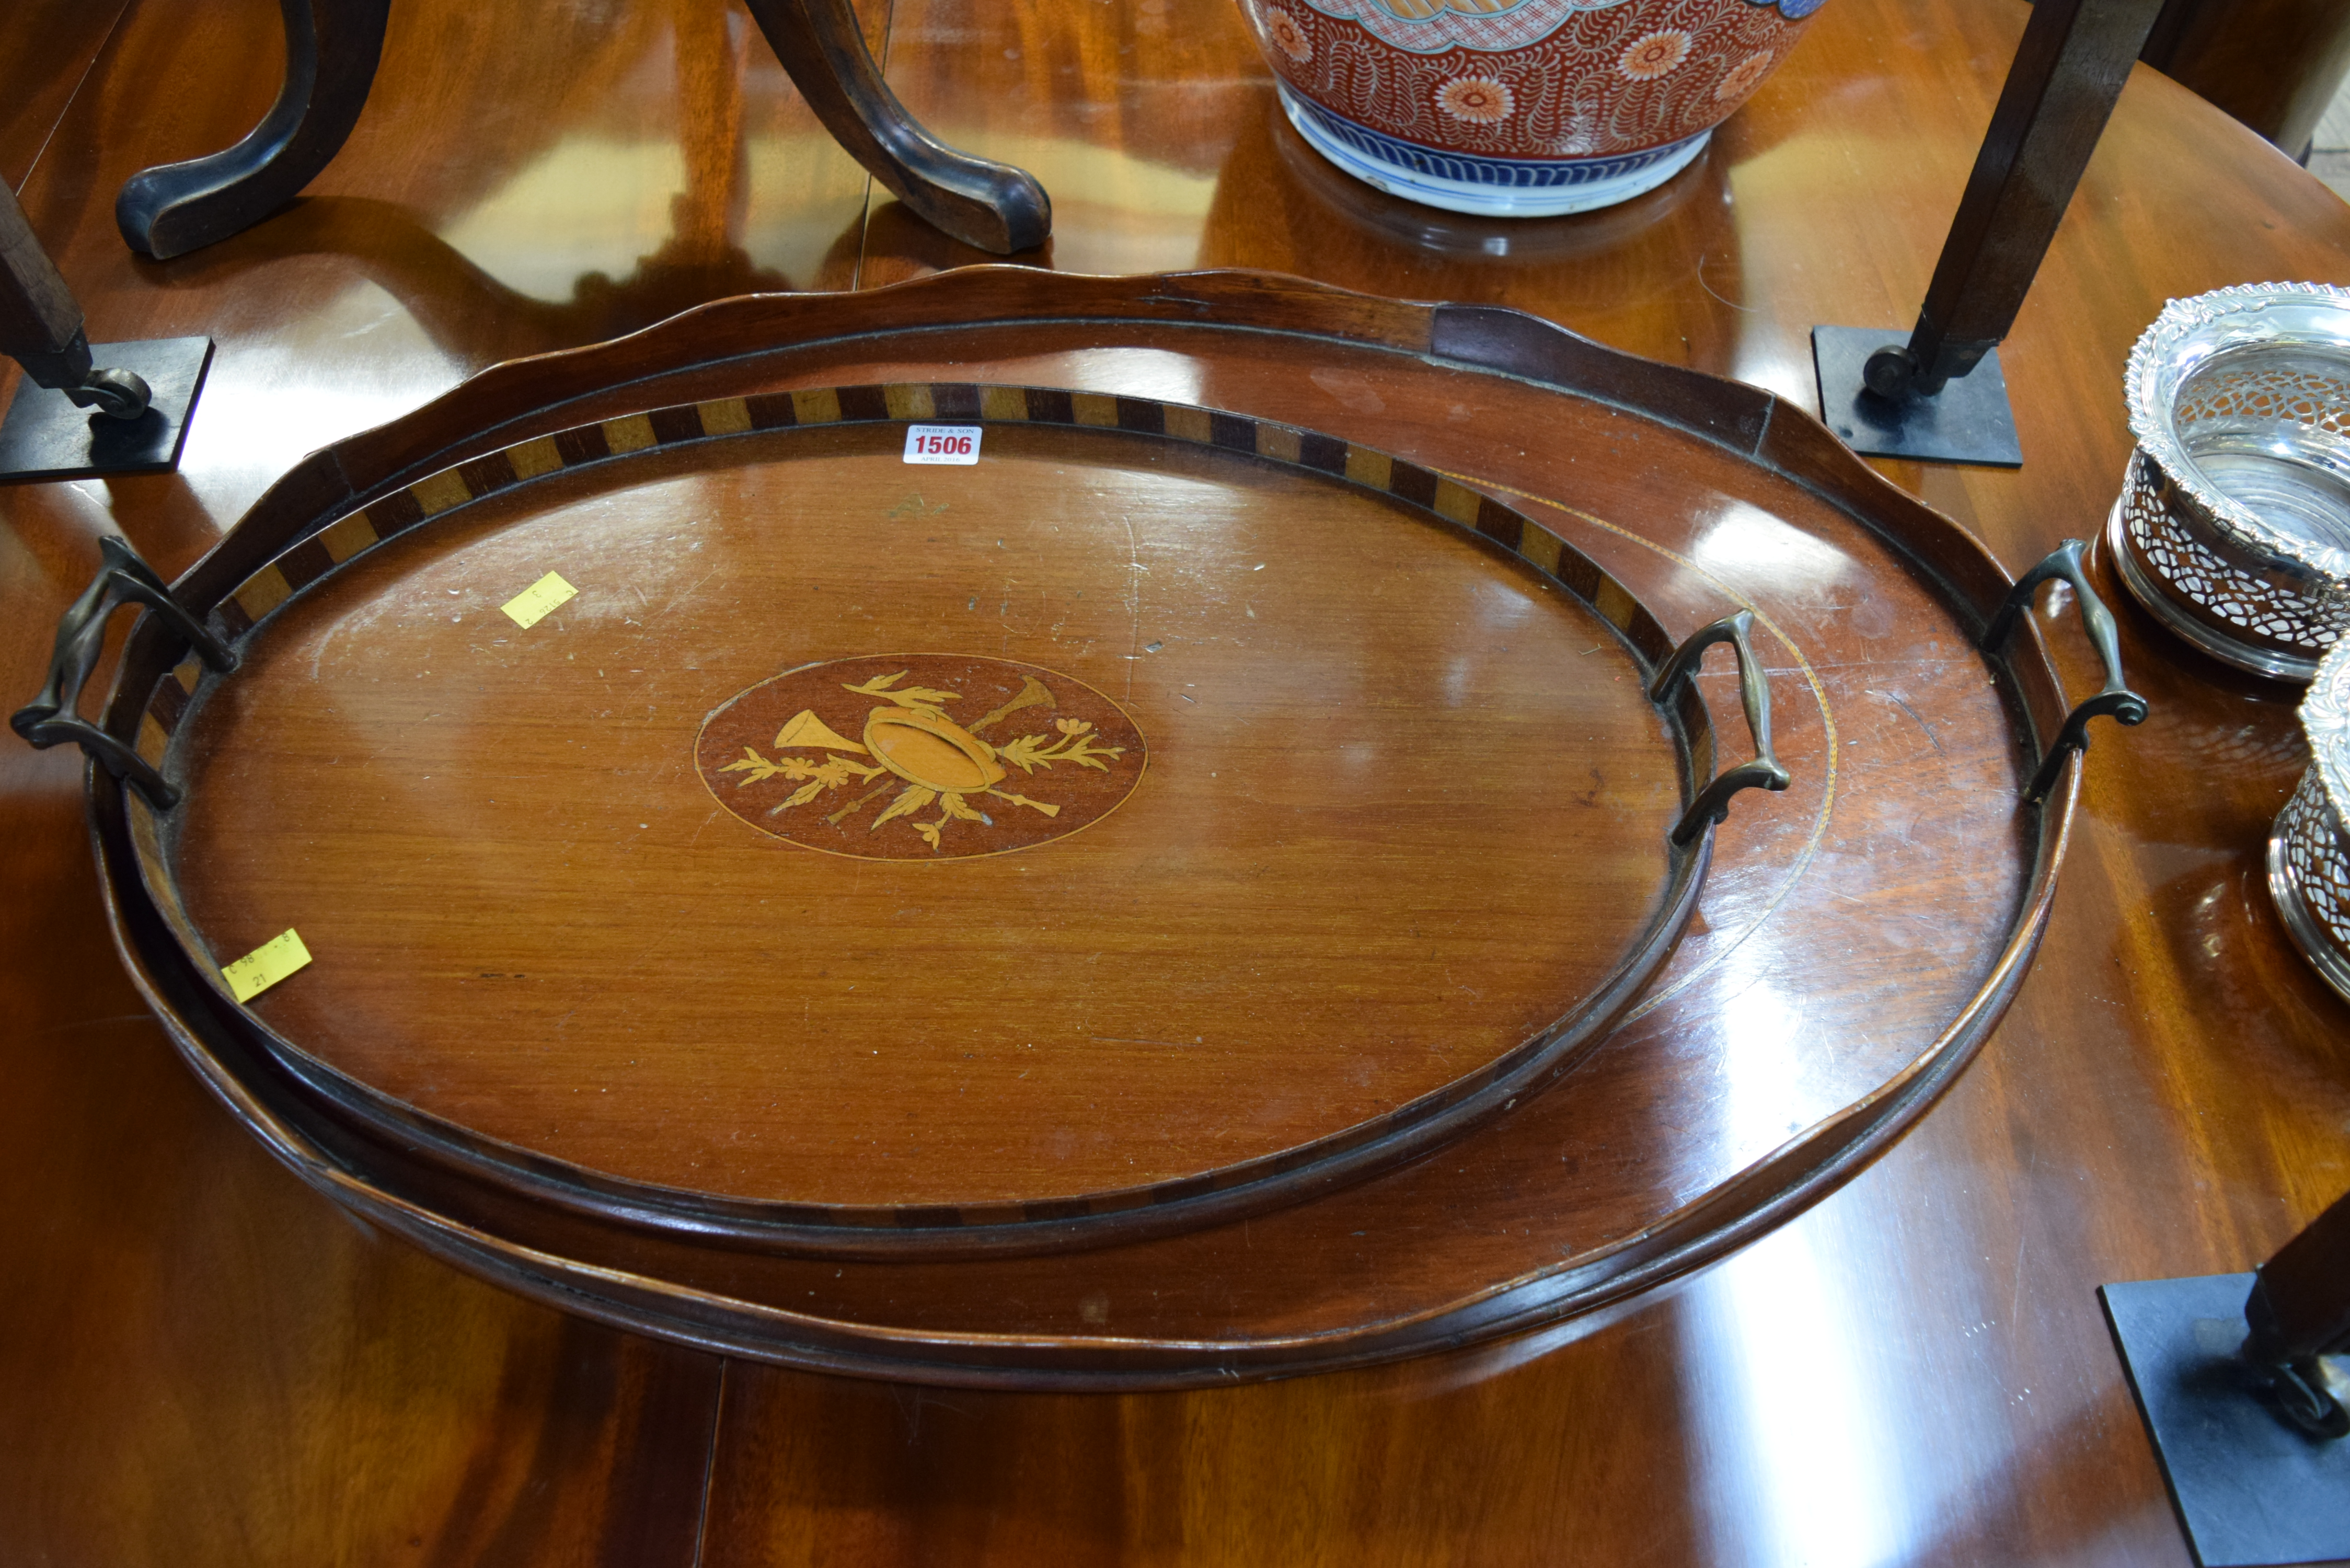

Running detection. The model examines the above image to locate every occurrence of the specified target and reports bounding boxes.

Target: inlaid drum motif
[696,655,1145,858]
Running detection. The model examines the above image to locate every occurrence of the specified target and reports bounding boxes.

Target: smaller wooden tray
[119,384,1784,1258]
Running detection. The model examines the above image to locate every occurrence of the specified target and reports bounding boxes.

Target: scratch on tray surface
[1696,251,1757,315]
[1121,511,1143,700]
[1869,688,1946,757]
[662,567,721,617]
[2009,1233,2028,1330]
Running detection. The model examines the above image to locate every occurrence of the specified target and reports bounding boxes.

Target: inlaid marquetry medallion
[695,655,1146,858]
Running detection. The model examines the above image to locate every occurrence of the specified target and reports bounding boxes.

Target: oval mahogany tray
[113,385,1784,1257]
[62,269,2139,1387]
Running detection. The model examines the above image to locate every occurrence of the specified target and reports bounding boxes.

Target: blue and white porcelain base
[1276,83,1710,218]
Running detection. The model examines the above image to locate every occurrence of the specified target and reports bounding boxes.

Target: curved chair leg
[740,0,1050,255]
[116,0,394,260]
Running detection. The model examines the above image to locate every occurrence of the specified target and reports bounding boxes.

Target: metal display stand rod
[0,181,213,485]
[1813,0,2168,466]
[2245,1185,2350,1439]
[1,181,151,421]
[2103,1187,2350,1566]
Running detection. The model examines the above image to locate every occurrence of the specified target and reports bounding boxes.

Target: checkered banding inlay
[144,384,1684,767]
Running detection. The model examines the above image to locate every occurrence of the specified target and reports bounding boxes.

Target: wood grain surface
[2,0,2347,1562]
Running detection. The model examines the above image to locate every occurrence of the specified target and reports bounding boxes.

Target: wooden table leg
[114,0,393,261]
[741,0,1051,254]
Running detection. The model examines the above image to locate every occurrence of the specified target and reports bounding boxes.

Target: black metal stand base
[2101,1273,2350,1567]
[1811,326,2023,467]
[0,337,213,483]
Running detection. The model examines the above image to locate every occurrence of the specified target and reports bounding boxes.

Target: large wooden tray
[76,269,2126,1387]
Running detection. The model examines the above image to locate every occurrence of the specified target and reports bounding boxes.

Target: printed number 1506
[903,424,983,465]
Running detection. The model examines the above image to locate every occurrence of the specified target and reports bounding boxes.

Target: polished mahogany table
[3,0,2347,1561]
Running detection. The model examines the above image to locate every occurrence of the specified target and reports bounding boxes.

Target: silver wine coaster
[2108,282,2350,682]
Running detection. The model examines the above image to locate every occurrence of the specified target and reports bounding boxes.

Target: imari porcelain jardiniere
[1237,0,1828,216]
[2106,282,2350,682]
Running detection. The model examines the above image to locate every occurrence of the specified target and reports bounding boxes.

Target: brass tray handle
[1982,539,2149,806]
[11,536,235,810]
[1650,610,1792,848]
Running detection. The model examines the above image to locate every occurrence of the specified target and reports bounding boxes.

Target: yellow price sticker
[222,928,313,1004]
[501,571,578,629]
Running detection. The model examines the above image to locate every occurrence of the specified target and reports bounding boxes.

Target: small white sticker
[903,425,982,465]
